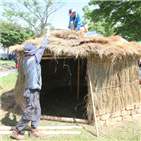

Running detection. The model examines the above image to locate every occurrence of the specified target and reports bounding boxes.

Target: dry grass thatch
[9,30,141,60]
[9,30,141,123]
[86,55,141,122]
[14,52,26,111]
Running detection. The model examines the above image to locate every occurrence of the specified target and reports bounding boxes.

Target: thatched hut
[9,30,141,125]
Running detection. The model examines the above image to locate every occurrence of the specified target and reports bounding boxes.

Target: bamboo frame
[40,115,89,124]
[77,56,80,101]
[43,53,53,56]
[88,70,99,137]
[43,53,68,57]
[42,57,72,60]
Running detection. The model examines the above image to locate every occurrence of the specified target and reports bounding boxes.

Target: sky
[49,0,95,29]
[1,0,97,30]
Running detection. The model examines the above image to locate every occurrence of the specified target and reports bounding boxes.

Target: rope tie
[93,80,138,90]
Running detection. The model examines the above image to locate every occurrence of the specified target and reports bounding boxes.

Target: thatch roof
[9,30,141,58]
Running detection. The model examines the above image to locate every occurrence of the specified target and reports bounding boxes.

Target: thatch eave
[9,30,141,59]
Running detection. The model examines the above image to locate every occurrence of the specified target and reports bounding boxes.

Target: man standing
[11,26,50,140]
[68,8,84,31]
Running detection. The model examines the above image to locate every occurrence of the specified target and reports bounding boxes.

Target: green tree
[2,0,65,36]
[1,21,33,47]
[83,6,115,37]
[84,1,141,41]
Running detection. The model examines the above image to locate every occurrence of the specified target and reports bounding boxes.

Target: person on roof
[11,26,50,140]
[68,8,84,31]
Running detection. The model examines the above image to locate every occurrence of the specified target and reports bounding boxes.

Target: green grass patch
[0,113,140,141]
[1,72,18,94]
[102,120,141,141]
[0,91,141,141]
[1,60,15,68]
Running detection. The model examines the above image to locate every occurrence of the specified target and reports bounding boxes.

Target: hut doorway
[40,57,88,119]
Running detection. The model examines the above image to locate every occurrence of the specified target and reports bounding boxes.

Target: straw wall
[14,52,141,122]
[14,52,26,111]
[86,55,141,124]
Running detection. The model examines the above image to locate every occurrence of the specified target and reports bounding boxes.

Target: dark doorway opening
[40,58,87,119]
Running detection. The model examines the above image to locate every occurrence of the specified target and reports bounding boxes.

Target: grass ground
[0,70,140,141]
[0,60,17,94]
[0,90,141,141]
[0,109,140,141]
[1,60,15,68]
[1,72,18,94]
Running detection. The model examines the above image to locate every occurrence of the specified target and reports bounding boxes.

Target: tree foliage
[1,21,33,47]
[2,0,65,36]
[84,1,141,41]
[83,6,114,37]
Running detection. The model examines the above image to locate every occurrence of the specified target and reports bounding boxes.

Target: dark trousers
[16,89,41,131]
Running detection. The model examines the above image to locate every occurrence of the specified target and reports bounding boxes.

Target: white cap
[68,8,76,16]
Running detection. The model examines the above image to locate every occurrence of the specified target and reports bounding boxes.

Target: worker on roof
[68,8,86,31]
[11,26,50,140]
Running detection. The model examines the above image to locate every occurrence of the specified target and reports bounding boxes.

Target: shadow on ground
[1,91,23,126]
[1,112,18,126]
[1,86,88,126]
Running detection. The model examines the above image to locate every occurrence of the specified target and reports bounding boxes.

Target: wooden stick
[0,126,83,130]
[88,71,99,137]
[77,56,80,101]
[42,57,71,60]
[43,53,53,56]
[43,53,68,57]
[0,131,81,135]
[84,25,88,33]
[70,77,72,92]
[0,85,3,89]
[40,115,89,124]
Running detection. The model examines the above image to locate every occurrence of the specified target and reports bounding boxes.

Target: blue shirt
[22,35,48,90]
[68,12,83,31]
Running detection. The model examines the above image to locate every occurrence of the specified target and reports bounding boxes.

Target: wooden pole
[88,71,99,137]
[42,57,71,60]
[77,56,80,101]
[40,115,88,124]
[70,77,72,92]
[0,85,3,89]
